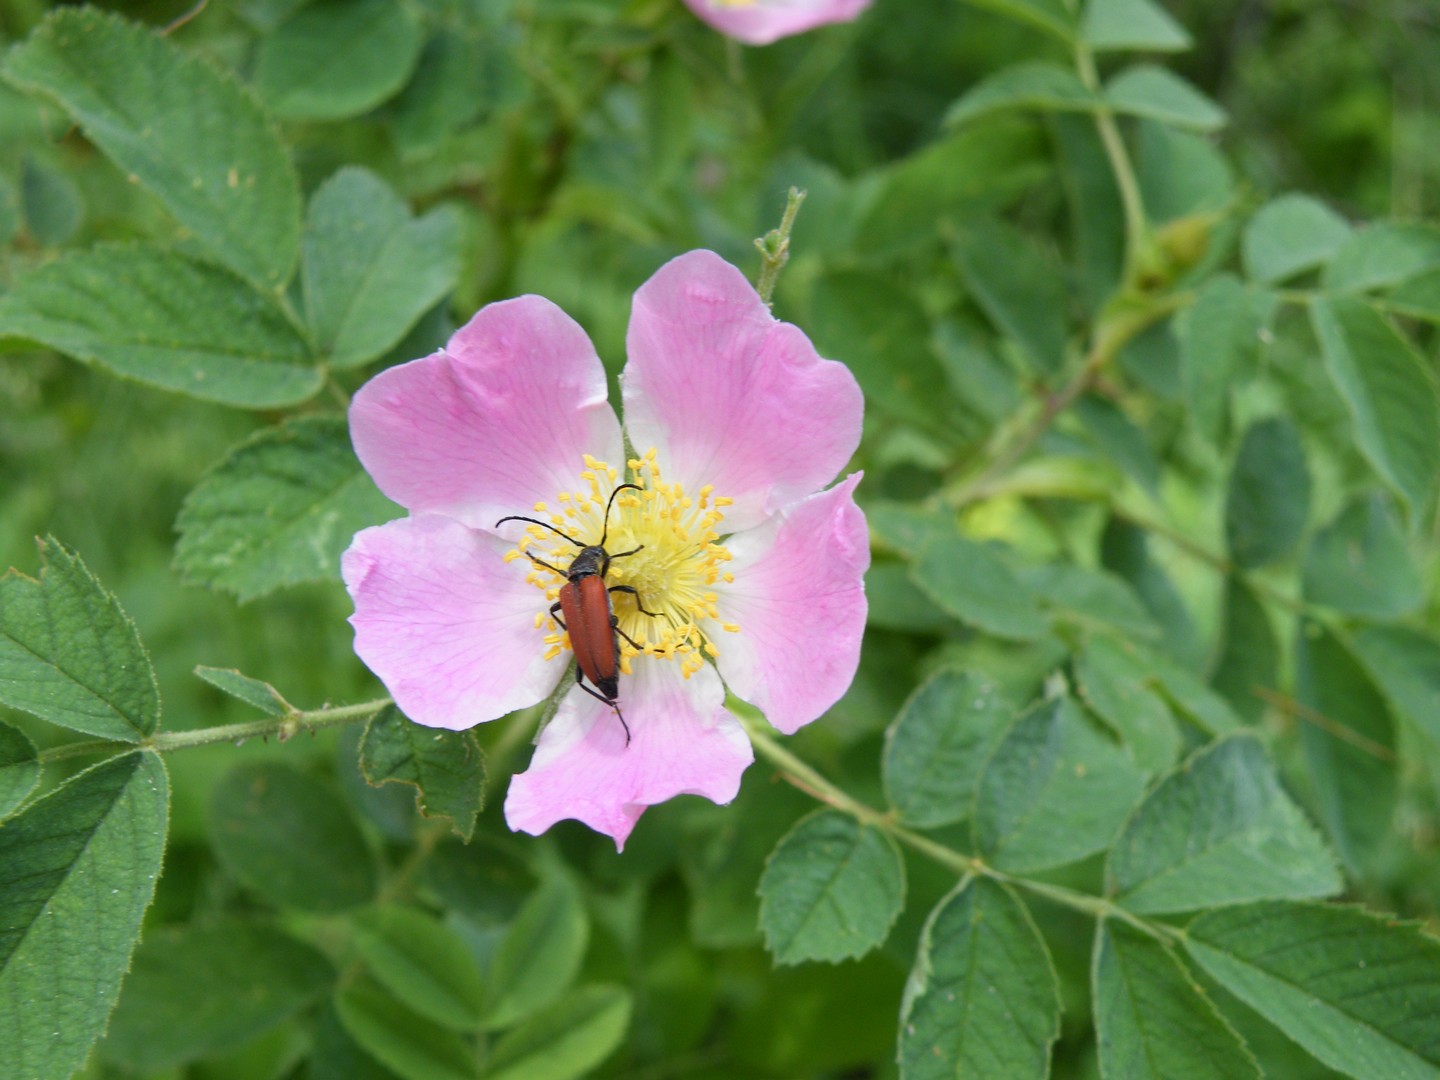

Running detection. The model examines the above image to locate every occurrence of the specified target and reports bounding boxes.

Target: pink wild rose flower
[342,250,868,849]
[683,0,872,45]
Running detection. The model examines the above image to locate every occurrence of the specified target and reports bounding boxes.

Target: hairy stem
[754,186,807,304]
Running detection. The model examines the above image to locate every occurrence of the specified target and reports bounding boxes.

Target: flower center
[503,450,740,679]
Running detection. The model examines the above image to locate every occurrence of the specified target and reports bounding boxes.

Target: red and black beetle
[496,483,658,743]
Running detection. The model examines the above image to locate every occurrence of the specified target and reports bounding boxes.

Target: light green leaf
[1302,494,1422,618]
[256,0,425,121]
[210,760,377,912]
[1177,274,1257,444]
[174,416,398,601]
[1225,416,1311,568]
[1242,194,1352,284]
[336,976,476,1080]
[973,698,1148,872]
[1108,735,1341,914]
[759,810,905,965]
[487,986,632,1080]
[194,665,288,717]
[1135,121,1235,222]
[1093,920,1259,1080]
[354,906,484,1031]
[898,877,1060,1079]
[1081,0,1191,51]
[911,535,1049,642]
[1,8,300,288]
[1185,901,1440,1080]
[0,536,159,741]
[302,167,462,369]
[883,670,1014,828]
[1210,576,1278,724]
[0,752,168,1080]
[1074,636,1181,773]
[1144,650,1242,736]
[100,919,333,1071]
[1106,66,1227,131]
[951,217,1067,372]
[484,874,589,1030]
[1311,297,1440,519]
[1025,563,1160,641]
[359,705,486,842]
[0,721,39,818]
[0,245,321,408]
[944,62,1098,128]
[1323,222,1440,293]
[1351,625,1440,753]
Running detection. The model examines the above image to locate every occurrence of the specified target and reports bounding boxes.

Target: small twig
[754,187,807,305]
[1254,687,1396,762]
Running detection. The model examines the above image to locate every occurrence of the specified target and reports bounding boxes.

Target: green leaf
[1225,416,1311,568]
[313,1001,402,1080]
[194,665,288,717]
[1055,116,1126,313]
[0,721,39,818]
[210,760,377,912]
[0,245,322,408]
[1177,275,1257,444]
[1323,222,1440,293]
[898,877,1060,1079]
[912,536,1049,642]
[354,906,485,1031]
[1074,635,1181,773]
[960,0,1076,40]
[1351,625,1440,753]
[1135,121,1234,223]
[1105,66,1227,131]
[973,697,1148,872]
[1,8,300,288]
[100,919,333,1071]
[1107,735,1341,914]
[174,415,398,601]
[1302,494,1423,617]
[486,985,632,1080]
[758,810,905,965]
[867,502,957,559]
[336,976,476,1080]
[484,874,589,1029]
[1093,920,1259,1079]
[944,62,1098,128]
[883,670,1014,827]
[1295,624,1396,877]
[390,31,488,158]
[1026,563,1160,641]
[302,167,463,369]
[359,705,486,842]
[951,217,1067,372]
[20,154,83,247]
[865,562,955,634]
[0,536,159,741]
[1100,518,1205,670]
[1210,577,1278,724]
[1242,194,1352,284]
[1185,901,1440,1080]
[1311,297,1440,519]
[256,0,425,121]
[0,170,20,248]
[0,752,168,1080]
[1081,0,1192,51]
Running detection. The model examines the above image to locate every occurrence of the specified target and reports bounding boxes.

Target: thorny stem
[754,187,807,305]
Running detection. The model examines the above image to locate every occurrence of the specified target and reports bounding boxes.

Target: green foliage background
[2,0,1440,1078]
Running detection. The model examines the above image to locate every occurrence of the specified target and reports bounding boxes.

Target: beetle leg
[609,615,646,652]
[572,671,631,745]
[548,600,566,631]
[607,584,662,618]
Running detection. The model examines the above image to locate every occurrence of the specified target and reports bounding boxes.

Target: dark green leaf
[1225,416,1311,568]
[912,535,1049,642]
[256,0,425,121]
[1135,121,1234,223]
[883,670,1013,827]
[866,502,958,560]
[1100,518,1204,670]
[1177,274,1257,445]
[973,698,1147,872]
[944,62,1098,128]
[2,8,300,288]
[0,721,39,818]
[0,170,19,248]
[0,536,159,741]
[1351,625,1440,753]
[174,415,398,601]
[20,155,82,247]
[898,877,1060,1079]
[1323,222,1440,293]
[210,760,377,911]
[1210,577,1278,724]
[1094,920,1259,1079]
[336,976,476,1080]
[1105,66,1226,131]
[960,0,1076,39]
[1145,650,1243,736]
[759,810,905,965]
[484,874,588,1029]
[313,1002,402,1080]
[389,31,488,158]
[1074,635,1181,772]
[1242,194,1352,284]
[1055,115,1126,313]
[194,665,288,716]
[1186,901,1440,1080]
[0,245,321,408]
[951,217,1067,372]
[0,752,168,1080]
[865,562,955,634]
[1108,735,1341,913]
[101,919,333,1070]
[354,906,485,1031]
[486,985,632,1080]
[1302,494,1423,618]
[1074,395,1161,494]
[1081,0,1191,51]
[359,705,486,842]
[1026,563,1160,641]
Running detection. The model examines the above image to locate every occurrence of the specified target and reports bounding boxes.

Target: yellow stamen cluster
[503,451,741,678]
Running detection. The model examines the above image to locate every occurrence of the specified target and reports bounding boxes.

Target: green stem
[1075,43,1149,272]
[754,187,807,305]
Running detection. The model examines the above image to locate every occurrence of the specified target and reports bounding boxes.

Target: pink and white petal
[710,473,868,735]
[504,661,753,850]
[350,296,623,531]
[683,0,872,45]
[342,514,562,730]
[621,250,863,532]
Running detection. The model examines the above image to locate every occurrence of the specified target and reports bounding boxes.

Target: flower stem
[754,186,807,305]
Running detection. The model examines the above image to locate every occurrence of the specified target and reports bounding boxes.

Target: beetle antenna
[493,515,585,548]
[599,483,644,548]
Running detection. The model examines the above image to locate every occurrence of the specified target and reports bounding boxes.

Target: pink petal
[342,515,562,730]
[622,251,862,532]
[711,473,869,734]
[504,661,753,850]
[683,0,872,45]
[350,296,623,532]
